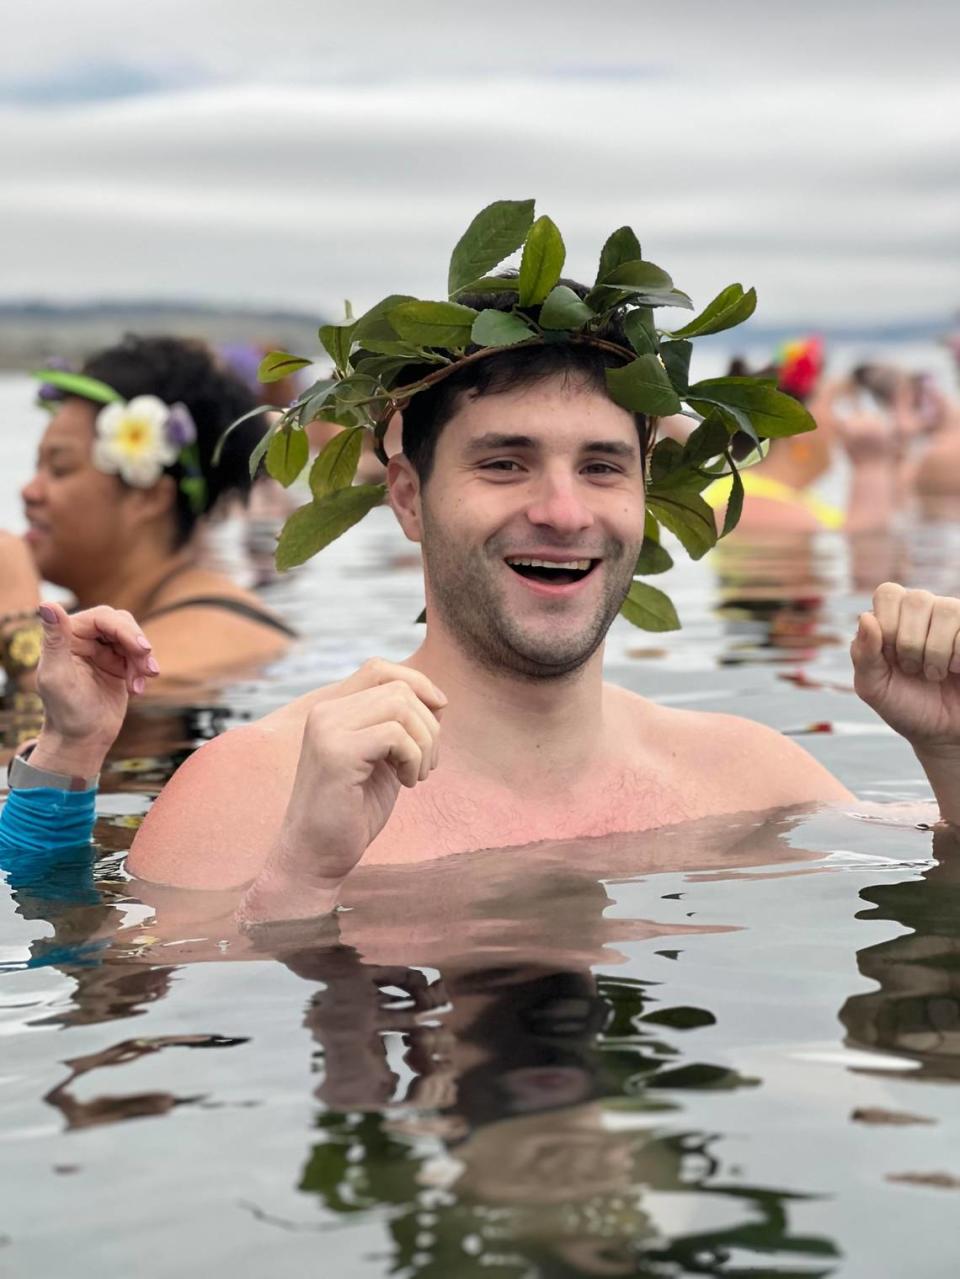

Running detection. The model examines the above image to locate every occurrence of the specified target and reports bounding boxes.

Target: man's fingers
[893,590,934,676]
[851,611,884,664]
[336,683,441,778]
[348,658,448,712]
[360,722,423,789]
[923,598,960,682]
[871,582,904,663]
[850,611,890,699]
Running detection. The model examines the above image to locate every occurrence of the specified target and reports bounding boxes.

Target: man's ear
[388,454,423,544]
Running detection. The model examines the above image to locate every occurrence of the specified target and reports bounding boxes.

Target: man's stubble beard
[420,505,637,682]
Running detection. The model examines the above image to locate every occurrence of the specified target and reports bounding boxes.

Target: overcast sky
[1,0,957,327]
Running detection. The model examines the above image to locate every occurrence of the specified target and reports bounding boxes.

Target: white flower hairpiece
[92,396,197,489]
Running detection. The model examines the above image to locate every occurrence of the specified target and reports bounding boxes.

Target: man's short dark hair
[400,280,653,484]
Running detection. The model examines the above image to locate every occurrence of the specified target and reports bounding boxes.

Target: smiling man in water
[6,205,960,930]
[117,342,957,924]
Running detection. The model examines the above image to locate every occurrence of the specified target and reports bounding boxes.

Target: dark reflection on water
[841,827,960,1083]
[289,950,836,1278]
[0,802,900,1277]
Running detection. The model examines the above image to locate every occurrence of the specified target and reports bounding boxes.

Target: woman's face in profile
[20,399,141,588]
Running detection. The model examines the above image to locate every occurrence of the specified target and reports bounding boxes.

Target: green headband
[220,199,815,630]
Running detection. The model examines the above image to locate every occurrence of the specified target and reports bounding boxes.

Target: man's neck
[407,618,608,786]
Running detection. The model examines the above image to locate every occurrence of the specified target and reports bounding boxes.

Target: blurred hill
[0,300,325,370]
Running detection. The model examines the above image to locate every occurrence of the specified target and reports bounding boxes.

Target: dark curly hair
[80,334,268,547]
[400,277,653,485]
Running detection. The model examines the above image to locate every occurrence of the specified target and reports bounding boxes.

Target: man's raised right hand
[238,659,447,928]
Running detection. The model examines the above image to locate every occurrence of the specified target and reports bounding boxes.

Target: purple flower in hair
[165,402,197,448]
[36,355,73,403]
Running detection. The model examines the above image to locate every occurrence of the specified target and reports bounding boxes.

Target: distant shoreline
[0,299,325,370]
[0,298,951,373]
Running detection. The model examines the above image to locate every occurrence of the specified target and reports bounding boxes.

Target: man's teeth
[506,557,593,571]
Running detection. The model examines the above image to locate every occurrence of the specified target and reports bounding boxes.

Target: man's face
[412,374,646,679]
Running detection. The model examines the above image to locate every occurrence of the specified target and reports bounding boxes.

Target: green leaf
[518,215,565,306]
[31,369,123,404]
[318,323,356,373]
[654,287,694,310]
[275,484,386,571]
[447,199,535,296]
[351,294,416,345]
[453,275,521,296]
[686,398,757,444]
[649,437,685,484]
[623,309,657,355]
[634,536,673,575]
[686,376,816,439]
[389,300,477,349]
[619,581,680,631]
[659,339,692,395]
[596,226,643,284]
[330,372,390,408]
[266,425,309,487]
[309,426,365,498]
[212,403,279,466]
[667,283,757,340]
[721,461,745,537]
[606,355,682,416]
[597,259,674,292]
[295,379,337,426]
[646,488,717,559]
[247,420,275,480]
[350,354,416,386]
[539,284,594,330]
[258,351,313,383]
[681,412,729,467]
[470,309,537,348]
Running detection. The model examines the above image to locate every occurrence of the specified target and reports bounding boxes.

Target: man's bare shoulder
[125,687,328,888]
[606,683,853,809]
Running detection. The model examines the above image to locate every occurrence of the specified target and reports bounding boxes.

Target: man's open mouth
[504,557,599,586]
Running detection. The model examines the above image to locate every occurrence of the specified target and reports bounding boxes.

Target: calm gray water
[2,371,960,1278]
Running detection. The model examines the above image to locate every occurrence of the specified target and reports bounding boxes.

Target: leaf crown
[224,199,816,631]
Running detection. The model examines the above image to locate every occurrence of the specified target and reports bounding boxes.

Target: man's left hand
[852,582,960,752]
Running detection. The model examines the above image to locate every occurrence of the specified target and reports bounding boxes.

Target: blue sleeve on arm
[0,786,97,855]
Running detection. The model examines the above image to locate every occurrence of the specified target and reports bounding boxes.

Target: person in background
[697,338,846,534]
[0,335,296,696]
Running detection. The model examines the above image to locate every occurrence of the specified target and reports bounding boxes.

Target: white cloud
[0,2,957,325]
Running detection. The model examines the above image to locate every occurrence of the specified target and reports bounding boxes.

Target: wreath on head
[218,199,816,631]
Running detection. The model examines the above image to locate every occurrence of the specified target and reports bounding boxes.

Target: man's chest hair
[375,766,698,861]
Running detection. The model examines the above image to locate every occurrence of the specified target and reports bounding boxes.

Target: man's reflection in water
[4,815,848,1275]
[289,947,838,1277]
[841,827,960,1082]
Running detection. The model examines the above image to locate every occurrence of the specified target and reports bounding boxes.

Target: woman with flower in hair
[0,335,296,696]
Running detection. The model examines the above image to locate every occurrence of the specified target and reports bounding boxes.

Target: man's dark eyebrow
[464,433,537,453]
[582,440,638,459]
[464,434,638,459]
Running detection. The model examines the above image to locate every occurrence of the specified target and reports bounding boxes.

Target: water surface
[2,374,960,1277]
